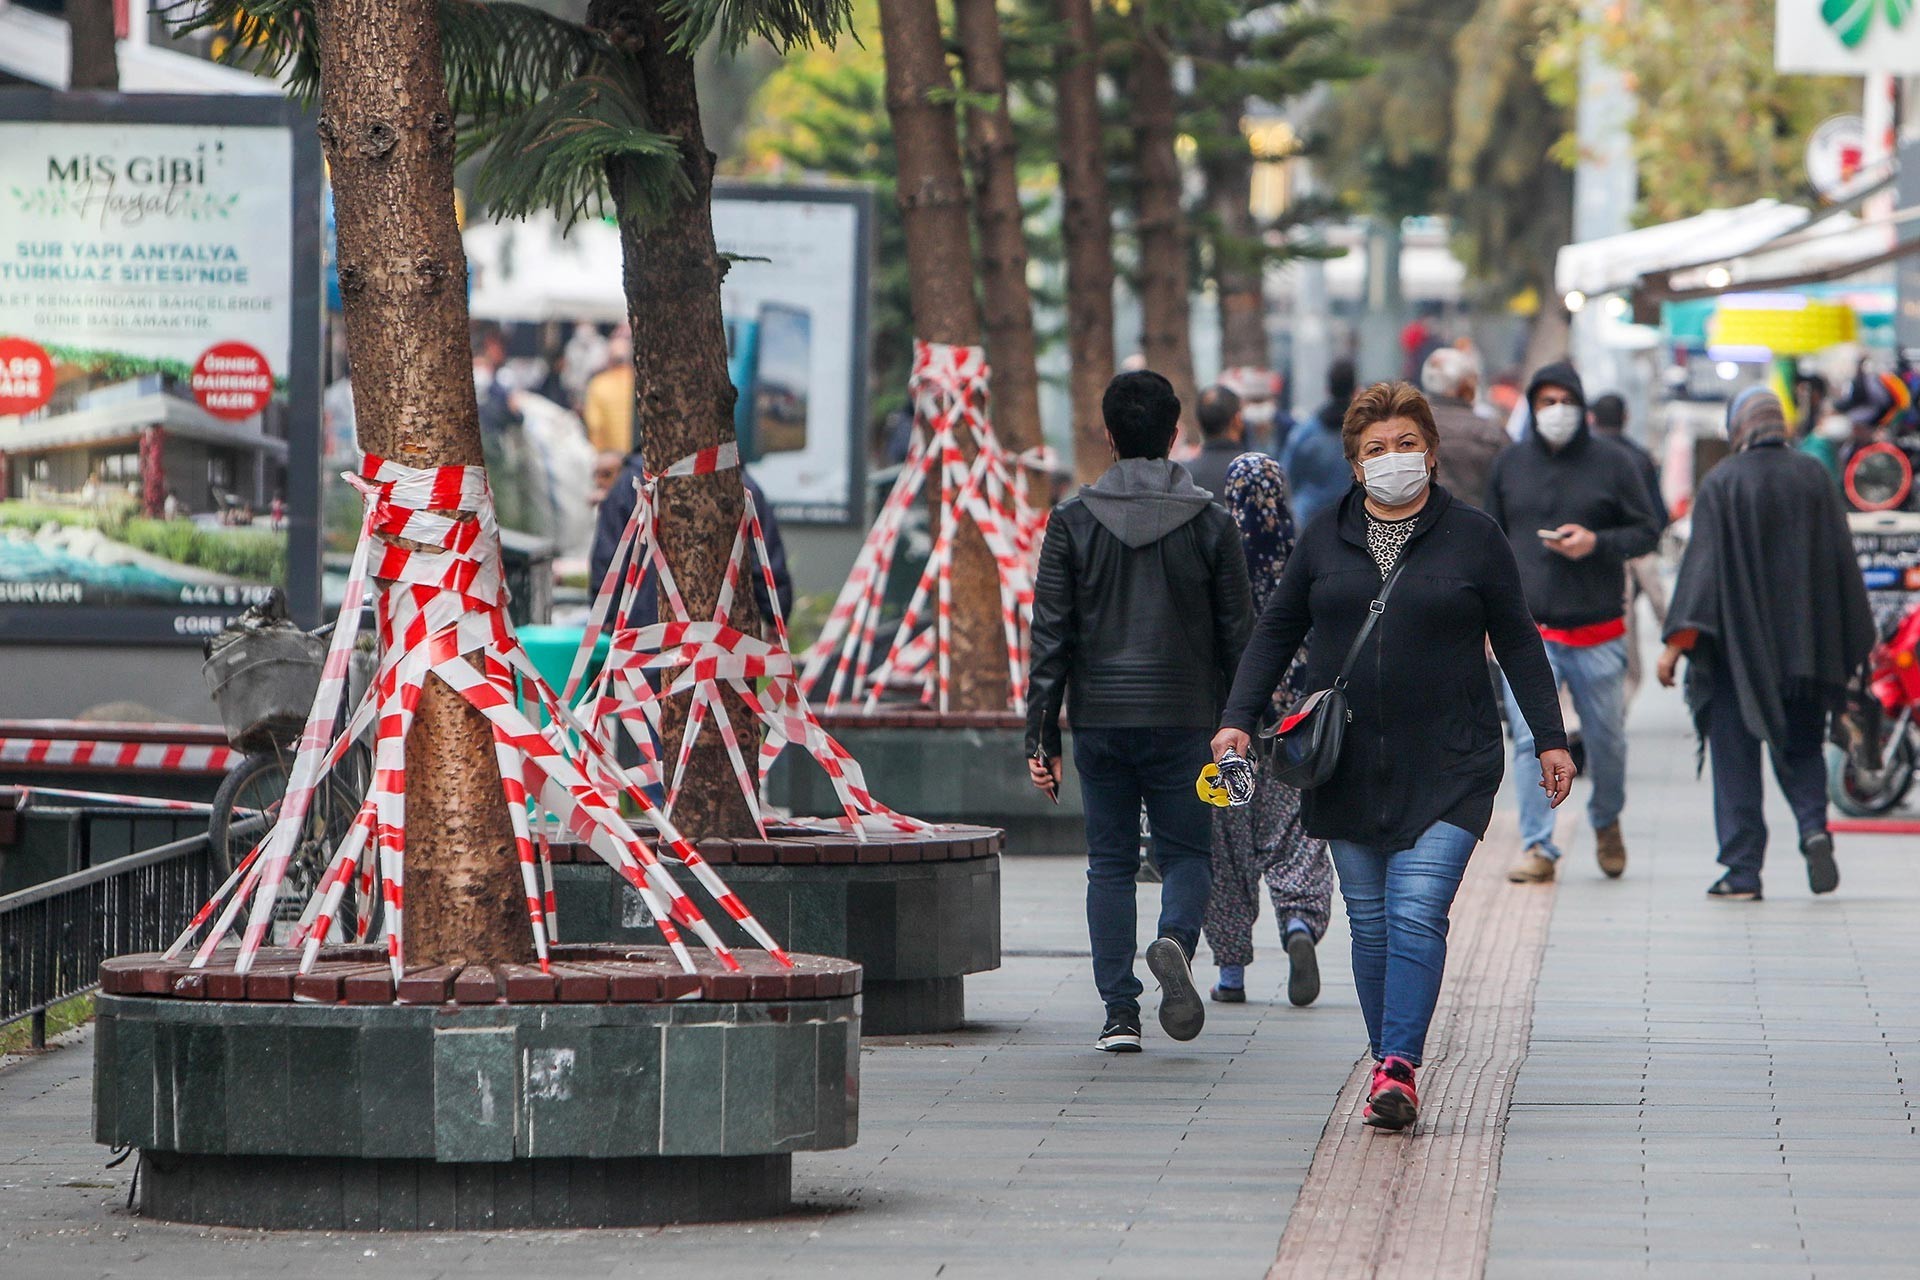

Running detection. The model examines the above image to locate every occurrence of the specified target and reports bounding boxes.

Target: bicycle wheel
[208,747,372,944]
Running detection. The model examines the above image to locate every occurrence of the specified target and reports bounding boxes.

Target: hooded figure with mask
[1657,388,1874,901]
[1026,370,1255,1055]
[1485,361,1662,886]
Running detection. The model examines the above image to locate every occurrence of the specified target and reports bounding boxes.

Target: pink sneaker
[1362,1056,1419,1131]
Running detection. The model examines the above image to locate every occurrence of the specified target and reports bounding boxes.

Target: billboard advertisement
[713,184,872,525]
[0,94,321,642]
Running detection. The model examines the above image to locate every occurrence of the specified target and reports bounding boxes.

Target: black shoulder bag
[1261,560,1407,789]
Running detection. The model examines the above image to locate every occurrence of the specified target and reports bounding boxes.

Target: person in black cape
[1657,388,1875,901]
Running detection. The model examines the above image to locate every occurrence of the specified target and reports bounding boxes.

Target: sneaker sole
[1095,1036,1142,1053]
[1803,834,1839,895]
[1286,932,1320,1007]
[1146,938,1205,1042]
[1363,1088,1417,1131]
[1707,887,1763,901]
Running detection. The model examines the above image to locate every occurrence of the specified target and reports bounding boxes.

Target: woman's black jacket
[1221,485,1567,850]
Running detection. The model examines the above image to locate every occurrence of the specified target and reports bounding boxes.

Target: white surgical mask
[1360,450,1431,507]
[1534,403,1582,447]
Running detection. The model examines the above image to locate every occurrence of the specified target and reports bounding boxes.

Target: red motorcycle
[1832,600,1920,816]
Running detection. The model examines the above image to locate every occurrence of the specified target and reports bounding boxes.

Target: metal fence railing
[0,831,215,1048]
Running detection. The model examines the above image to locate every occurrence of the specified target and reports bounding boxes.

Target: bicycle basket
[203,625,327,754]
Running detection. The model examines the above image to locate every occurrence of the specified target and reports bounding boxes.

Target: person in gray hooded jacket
[1025,370,1255,1053]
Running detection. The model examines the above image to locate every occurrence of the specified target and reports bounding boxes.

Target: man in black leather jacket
[1025,371,1255,1053]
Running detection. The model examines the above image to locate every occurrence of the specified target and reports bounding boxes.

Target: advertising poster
[1852,511,1920,632]
[0,94,321,642]
[712,184,873,525]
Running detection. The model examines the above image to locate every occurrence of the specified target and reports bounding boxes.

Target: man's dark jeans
[1072,726,1215,1017]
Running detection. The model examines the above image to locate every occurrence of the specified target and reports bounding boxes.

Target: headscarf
[1726,387,1789,452]
[1223,452,1296,608]
[1223,452,1307,705]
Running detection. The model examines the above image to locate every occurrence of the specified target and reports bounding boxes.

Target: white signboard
[712,186,872,525]
[0,97,321,643]
[1777,0,1920,74]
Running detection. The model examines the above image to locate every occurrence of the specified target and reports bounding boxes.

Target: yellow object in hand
[1196,762,1232,807]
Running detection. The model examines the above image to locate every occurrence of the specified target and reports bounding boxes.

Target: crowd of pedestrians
[1024,350,1874,1134]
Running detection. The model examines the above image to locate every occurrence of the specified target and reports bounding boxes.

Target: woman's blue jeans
[1327,821,1478,1065]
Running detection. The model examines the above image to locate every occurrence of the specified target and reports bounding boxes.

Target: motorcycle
[1830,599,1920,816]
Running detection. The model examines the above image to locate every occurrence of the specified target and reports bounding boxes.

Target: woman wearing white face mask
[1213,381,1574,1134]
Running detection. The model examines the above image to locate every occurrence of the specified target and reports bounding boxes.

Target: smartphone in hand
[1536,528,1569,542]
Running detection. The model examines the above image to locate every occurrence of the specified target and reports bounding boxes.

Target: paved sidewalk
[1488,687,1920,1278]
[0,854,1360,1280]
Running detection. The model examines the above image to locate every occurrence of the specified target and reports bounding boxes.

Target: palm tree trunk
[1205,121,1266,372]
[954,0,1043,464]
[588,0,759,838]
[313,0,528,965]
[1053,0,1115,485]
[66,0,119,91]
[1128,18,1199,447]
[878,0,1009,713]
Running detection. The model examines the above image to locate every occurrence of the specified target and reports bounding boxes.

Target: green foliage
[732,26,912,428]
[1319,0,1570,303]
[0,503,287,581]
[465,69,691,229]
[1537,0,1859,225]
[117,518,288,582]
[164,0,857,234]
[663,0,854,54]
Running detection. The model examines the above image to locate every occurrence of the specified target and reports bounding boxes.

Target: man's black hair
[1102,370,1182,458]
[1196,386,1242,440]
[1589,393,1626,433]
[1328,358,1357,402]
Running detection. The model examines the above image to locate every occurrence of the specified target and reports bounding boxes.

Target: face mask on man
[1360,450,1431,506]
[1534,402,1582,448]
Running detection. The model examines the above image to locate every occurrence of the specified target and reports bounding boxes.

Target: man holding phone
[1485,363,1661,884]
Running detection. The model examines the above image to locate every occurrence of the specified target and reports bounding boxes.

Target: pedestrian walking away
[1588,392,1670,705]
[1026,370,1255,1053]
[1485,362,1660,884]
[1215,381,1572,1132]
[1420,346,1508,509]
[1280,357,1357,529]
[1657,388,1875,901]
[1202,452,1334,1008]
[1186,384,1253,499]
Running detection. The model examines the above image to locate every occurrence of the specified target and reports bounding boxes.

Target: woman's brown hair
[1341,381,1440,461]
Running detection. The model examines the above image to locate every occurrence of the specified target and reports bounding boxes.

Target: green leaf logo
[1824,0,1912,47]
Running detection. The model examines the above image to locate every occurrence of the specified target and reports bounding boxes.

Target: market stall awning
[464,218,626,324]
[1554,200,1813,299]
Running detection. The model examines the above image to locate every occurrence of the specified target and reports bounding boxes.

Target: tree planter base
[767,714,1084,855]
[547,825,1001,1035]
[135,1151,791,1230]
[94,945,859,1230]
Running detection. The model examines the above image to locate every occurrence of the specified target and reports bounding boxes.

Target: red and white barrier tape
[16,785,238,814]
[168,452,789,982]
[566,445,925,840]
[799,340,1049,713]
[0,737,240,773]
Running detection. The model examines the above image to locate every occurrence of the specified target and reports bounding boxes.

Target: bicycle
[203,596,377,944]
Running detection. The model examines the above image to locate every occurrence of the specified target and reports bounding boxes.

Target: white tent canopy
[1554,200,1812,299]
[464,218,627,324]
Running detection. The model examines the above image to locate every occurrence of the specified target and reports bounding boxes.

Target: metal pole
[29,1008,46,1050]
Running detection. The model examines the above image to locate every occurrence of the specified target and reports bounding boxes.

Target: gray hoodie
[1078,457,1215,548]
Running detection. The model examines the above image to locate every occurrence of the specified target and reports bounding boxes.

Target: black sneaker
[1145,936,1204,1041]
[1801,831,1840,895]
[1096,1012,1142,1053]
[1286,930,1321,1007]
[1707,874,1762,901]
[1209,983,1246,1003]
